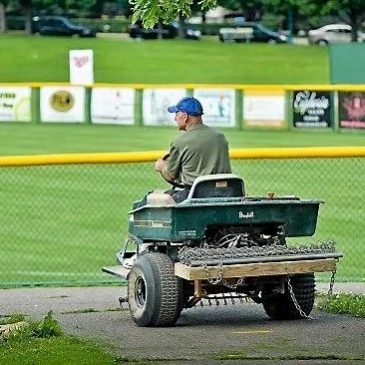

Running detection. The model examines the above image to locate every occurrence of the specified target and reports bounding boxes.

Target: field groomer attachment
[103,174,342,327]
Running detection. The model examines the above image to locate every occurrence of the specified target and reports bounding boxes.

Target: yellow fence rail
[1,146,365,167]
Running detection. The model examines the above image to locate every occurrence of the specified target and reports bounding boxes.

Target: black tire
[128,252,182,327]
[262,273,315,320]
[317,39,328,46]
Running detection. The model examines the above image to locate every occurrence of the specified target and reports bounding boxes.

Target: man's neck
[186,119,202,131]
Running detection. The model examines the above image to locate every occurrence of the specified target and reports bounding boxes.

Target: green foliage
[317,293,365,318]
[0,313,26,325]
[3,311,62,342]
[31,311,63,338]
[130,0,217,28]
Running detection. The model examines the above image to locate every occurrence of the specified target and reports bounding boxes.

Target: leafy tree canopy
[129,0,217,27]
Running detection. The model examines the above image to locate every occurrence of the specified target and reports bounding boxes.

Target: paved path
[1,284,364,363]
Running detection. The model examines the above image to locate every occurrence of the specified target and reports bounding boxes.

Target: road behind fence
[1,147,364,287]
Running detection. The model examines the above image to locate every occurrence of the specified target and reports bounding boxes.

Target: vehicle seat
[187,174,245,199]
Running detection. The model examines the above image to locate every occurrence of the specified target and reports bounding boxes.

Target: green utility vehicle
[103,174,342,327]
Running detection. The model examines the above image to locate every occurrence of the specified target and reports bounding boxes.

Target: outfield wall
[1,147,364,287]
[1,83,365,130]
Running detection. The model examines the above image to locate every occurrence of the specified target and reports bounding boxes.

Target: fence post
[31,86,40,124]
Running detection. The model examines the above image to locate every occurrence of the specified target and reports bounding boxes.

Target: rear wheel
[128,252,182,327]
[262,273,315,320]
[317,39,328,46]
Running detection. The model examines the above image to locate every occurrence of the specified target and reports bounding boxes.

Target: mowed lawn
[0,35,328,84]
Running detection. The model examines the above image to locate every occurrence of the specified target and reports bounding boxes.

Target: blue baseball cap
[167,97,204,116]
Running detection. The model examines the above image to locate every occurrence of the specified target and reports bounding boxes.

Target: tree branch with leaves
[129,0,217,28]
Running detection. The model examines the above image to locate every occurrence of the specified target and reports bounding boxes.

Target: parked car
[308,24,365,45]
[32,16,96,37]
[129,22,201,40]
[219,22,287,43]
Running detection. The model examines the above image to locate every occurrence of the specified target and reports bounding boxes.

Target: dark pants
[165,186,191,203]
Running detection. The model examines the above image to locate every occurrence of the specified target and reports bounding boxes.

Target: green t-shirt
[166,123,231,185]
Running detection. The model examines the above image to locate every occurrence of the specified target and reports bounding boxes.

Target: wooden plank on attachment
[174,258,337,281]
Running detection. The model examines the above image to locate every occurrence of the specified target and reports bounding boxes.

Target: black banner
[338,91,365,129]
[293,90,332,128]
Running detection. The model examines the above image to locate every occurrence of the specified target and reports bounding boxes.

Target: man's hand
[154,158,167,172]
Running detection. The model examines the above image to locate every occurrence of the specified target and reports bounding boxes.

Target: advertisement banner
[40,86,85,123]
[91,88,135,125]
[193,89,236,127]
[143,88,186,126]
[243,91,285,127]
[293,90,332,128]
[338,91,365,129]
[0,87,31,122]
[69,49,94,85]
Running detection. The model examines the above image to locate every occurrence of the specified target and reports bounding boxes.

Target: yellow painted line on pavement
[232,330,272,334]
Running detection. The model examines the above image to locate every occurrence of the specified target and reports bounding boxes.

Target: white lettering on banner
[294,91,329,115]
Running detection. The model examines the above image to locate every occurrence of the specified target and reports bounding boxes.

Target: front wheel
[261,273,315,320]
[128,252,182,327]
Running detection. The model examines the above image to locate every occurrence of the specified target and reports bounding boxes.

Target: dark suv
[129,22,201,40]
[219,22,287,43]
[32,16,96,37]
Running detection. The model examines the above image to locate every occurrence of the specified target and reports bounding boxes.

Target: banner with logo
[0,87,31,122]
[91,88,135,125]
[69,50,94,85]
[143,88,186,126]
[293,90,333,128]
[193,89,236,127]
[40,86,85,123]
[243,90,285,127]
[338,91,365,129]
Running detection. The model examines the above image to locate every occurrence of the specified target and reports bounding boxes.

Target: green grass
[0,35,328,84]
[0,313,116,365]
[1,123,365,156]
[0,125,364,286]
[317,293,365,318]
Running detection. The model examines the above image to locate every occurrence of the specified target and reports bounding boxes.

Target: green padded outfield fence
[1,146,365,287]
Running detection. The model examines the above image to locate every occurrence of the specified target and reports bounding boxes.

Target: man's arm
[154,158,176,181]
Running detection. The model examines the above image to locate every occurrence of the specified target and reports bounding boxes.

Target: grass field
[0,35,328,84]
[0,125,364,286]
[0,35,363,286]
[1,123,365,156]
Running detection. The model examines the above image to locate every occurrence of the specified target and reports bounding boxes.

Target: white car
[308,23,365,45]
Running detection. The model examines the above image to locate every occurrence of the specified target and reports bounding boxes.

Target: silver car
[308,23,365,45]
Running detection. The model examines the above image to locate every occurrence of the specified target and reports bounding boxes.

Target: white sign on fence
[91,88,135,125]
[143,88,187,126]
[193,89,236,127]
[243,91,285,127]
[69,49,94,85]
[0,87,31,122]
[40,86,85,123]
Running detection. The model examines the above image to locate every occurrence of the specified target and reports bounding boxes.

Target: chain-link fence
[0,154,364,287]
